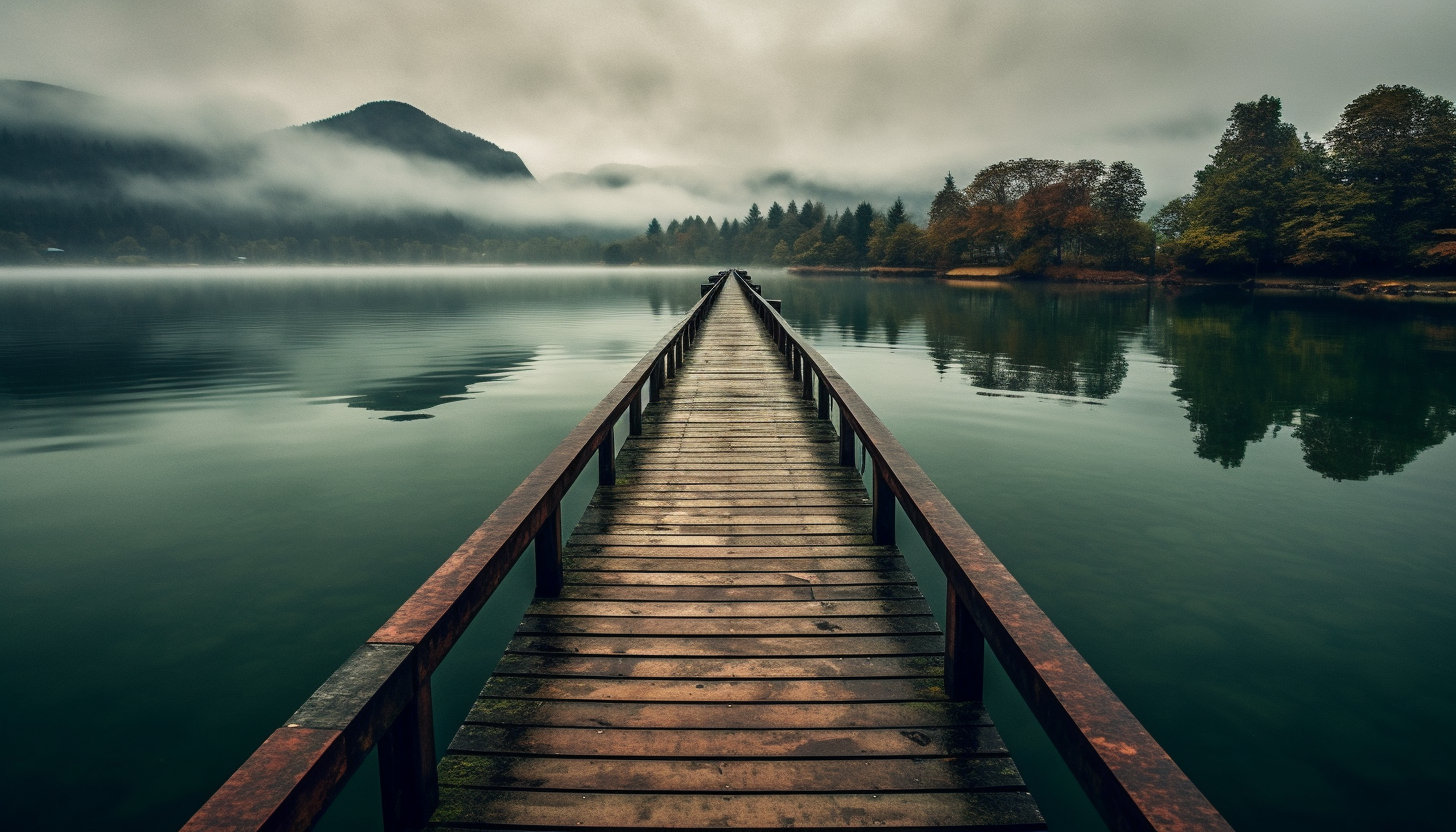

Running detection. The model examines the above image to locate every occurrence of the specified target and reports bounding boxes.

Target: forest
[627,84,1456,277]
[1,84,1452,274]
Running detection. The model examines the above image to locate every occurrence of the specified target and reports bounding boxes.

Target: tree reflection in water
[1155,289,1456,480]
[774,276,1456,481]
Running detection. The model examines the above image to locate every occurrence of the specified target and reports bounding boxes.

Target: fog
[4,0,1455,222]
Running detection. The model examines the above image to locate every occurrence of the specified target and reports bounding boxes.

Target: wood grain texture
[428,279,1042,830]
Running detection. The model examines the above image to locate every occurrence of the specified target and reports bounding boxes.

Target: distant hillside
[292,101,533,180]
[0,82,549,258]
[0,79,222,186]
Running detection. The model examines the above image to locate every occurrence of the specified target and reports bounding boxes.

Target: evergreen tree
[766,201,785,228]
[885,198,908,231]
[744,204,762,230]
[928,174,970,229]
[647,218,662,236]
[852,202,876,257]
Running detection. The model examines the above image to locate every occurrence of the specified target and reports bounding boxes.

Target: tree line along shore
[3,83,1452,291]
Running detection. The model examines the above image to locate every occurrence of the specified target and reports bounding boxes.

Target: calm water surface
[1,267,1452,831]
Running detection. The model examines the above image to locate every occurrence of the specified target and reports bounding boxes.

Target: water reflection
[1154,290,1456,480]
[769,275,1456,479]
[776,279,1142,399]
[342,348,535,417]
[0,269,698,437]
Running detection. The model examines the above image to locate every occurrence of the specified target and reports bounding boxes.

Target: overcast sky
[3,0,1454,208]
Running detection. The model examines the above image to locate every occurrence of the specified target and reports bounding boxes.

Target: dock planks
[428,281,1044,830]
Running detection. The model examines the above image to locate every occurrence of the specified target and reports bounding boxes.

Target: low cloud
[3,1,1454,210]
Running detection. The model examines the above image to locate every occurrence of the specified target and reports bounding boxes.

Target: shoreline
[787,264,1456,298]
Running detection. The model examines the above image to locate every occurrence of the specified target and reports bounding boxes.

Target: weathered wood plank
[515,615,944,637]
[491,654,944,679]
[449,724,1004,757]
[463,699,986,729]
[564,570,917,586]
[523,599,934,618]
[430,789,1043,829]
[479,675,948,702]
[556,584,924,601]
[503,634,945,658]
[437,755,1021,792]
[564,557,911,573]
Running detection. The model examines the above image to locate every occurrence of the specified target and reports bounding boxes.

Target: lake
[1,267,1452,831]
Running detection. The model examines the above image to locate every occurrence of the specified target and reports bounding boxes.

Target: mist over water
[1,267,1452,831]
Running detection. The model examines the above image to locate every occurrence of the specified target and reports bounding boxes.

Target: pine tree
[885,198,908,231]
[766,202,785,228]
[744,204,761,229]
[927,173,970,229]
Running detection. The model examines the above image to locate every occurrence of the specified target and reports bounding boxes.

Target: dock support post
[598,425,616,486]
[378,677,437,832]
[838,409,854,466]
[817,373,830,418]
[872,461,895,545]
[629,390,643,436]
[945,587,985,701]
[534,507,563,598]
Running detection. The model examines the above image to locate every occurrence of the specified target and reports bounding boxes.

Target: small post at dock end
[534,508,564,598]
[945,587,985,701]
[598,425,616,486]
[872,461,895,545]
[378,677,438,832]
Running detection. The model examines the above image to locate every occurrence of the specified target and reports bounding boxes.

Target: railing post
[817,371,830,418]
[534,506,563,598]
[629,389,643,436]
[378,677,438,832]
[649,358,662,402]
[838,407,854,466]
[945,587,985,701]
[792,345,802,381]
[666,343,676,380]
[872,460,895,545]
[598,425,616,486]
[802,359,814,400]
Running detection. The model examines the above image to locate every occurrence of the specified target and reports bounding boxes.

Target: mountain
[291,100,533,180]
[0,79,222,186]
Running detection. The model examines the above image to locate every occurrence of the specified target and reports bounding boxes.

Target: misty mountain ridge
[288,100,532,180]
[0,81,533,186]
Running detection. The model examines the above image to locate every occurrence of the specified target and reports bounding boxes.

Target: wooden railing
[734,271,1234,832]
[181,274,728,832]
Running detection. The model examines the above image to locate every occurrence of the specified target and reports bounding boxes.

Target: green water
[1,268,1452,831]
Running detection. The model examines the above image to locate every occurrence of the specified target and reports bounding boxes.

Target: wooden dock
[427,281,1041,829]
[184,270,1231,832]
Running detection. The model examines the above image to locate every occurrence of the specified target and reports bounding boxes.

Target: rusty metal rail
[182,275,727,832]
[735,271,1231,832]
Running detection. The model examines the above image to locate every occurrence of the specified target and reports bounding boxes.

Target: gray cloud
[3,0,1454,213]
